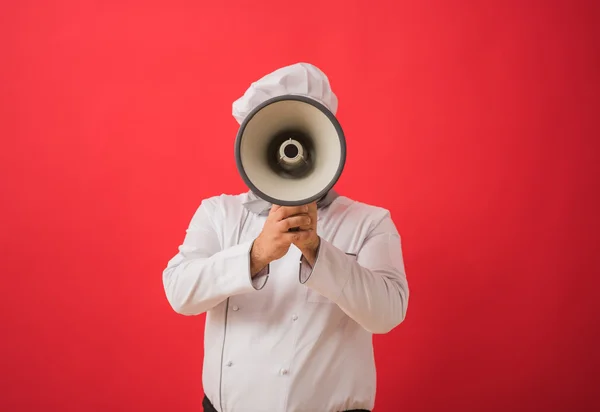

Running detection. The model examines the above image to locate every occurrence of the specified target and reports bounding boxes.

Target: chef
[162,62,409,412]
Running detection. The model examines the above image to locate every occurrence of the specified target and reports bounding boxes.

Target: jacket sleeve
[162,198,268,316]
[300,212,409,334]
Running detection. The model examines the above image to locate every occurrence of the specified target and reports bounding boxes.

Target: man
[162,63,409,412]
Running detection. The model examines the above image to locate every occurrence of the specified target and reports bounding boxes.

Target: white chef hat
[232,62,339,125]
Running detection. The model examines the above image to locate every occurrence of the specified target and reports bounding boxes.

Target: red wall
[1,1,598,411]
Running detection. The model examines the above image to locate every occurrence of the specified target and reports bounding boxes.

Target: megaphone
[235,95,346,206]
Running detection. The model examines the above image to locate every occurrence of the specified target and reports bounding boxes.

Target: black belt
[203,395,370,412]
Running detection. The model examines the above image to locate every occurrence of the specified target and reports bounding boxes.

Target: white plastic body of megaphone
[235,94,346,206]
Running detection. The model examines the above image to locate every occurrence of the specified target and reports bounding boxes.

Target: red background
[1,0,598,411]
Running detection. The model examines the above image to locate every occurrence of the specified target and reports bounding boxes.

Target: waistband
[202,395,370,412]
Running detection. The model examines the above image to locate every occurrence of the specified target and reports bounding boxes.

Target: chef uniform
[162,63,409,412]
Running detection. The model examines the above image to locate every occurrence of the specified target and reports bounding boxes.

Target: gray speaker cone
[235,95,346,206]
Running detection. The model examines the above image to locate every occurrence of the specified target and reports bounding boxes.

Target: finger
[269,205,282,215]
[295,217,315,231]
[304,202,317,218]
[282,230,312,243]
[277,215,312,232]
[274,205,309,221]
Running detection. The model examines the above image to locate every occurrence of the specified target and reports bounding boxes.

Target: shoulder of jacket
[200,192,249,216]
[333,195,391,222]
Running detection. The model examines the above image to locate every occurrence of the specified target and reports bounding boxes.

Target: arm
[300,213,409,334]
[162,198,268,316]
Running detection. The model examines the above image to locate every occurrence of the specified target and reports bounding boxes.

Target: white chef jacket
[162,192,409,412]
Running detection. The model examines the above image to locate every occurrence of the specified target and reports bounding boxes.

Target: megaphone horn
[235,95,346,207]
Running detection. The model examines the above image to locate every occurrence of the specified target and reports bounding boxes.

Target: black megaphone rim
[234,94,346,207]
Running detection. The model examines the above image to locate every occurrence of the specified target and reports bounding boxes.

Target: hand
[250,204,313,276]
[291,202,320,265]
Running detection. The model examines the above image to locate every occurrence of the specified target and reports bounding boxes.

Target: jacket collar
[242,190,340,216]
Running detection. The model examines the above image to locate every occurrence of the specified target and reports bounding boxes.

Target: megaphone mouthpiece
[278,138,307,168]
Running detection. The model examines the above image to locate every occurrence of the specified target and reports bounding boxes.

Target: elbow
[164,289,196,316]
[164,286,205,316]
[166,296,198,316]
[163,271,202,316]
[367,312,406,334]
[366,290,409,334]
